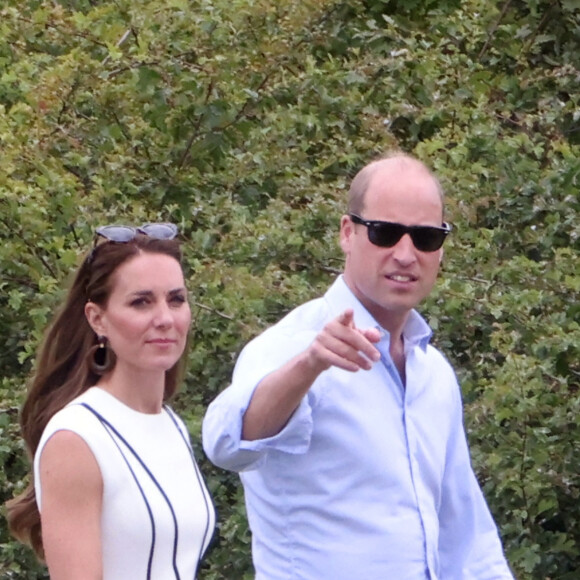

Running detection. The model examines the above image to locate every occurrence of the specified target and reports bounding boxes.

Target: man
[203,153,514,580]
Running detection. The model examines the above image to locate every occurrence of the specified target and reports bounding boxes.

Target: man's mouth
[386,274,417,282]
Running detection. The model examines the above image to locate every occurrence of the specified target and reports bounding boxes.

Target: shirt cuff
[239,396,313,455]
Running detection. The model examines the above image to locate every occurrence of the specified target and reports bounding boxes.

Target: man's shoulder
[424,342,451,361]
[425,344,453,372]
[278,295,334,330]
[239,294,333,359]
[264,294,333,336]
[422,343,460,387]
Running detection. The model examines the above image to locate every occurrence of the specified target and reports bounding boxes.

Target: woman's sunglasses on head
[350,214,451,252]
[88,223,178,263]
[95,223,178,243]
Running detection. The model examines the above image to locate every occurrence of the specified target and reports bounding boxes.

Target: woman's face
[87,252,191,376]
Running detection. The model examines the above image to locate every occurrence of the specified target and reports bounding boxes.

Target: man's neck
[389,334,406,385]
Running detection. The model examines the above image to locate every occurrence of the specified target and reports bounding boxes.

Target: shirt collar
[324,275,433,351]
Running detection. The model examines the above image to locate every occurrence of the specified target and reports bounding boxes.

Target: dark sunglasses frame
[350,214,451,252]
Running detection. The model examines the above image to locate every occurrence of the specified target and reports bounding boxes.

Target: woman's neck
[96,365,165,414]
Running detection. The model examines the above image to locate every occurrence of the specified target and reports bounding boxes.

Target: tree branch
[192,300,234,321]
[478,0,514,60]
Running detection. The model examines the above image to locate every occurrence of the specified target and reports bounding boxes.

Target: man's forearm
[241,349,326,441]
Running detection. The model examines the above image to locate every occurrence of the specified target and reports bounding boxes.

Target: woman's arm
[39,430,103,580]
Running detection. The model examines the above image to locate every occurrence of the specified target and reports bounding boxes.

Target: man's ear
[339,214,353,254]
[85,301,106,336]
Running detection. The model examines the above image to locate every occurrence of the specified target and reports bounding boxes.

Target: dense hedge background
[1,0,579,578]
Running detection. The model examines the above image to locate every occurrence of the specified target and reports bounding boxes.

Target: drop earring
[90,335,112,375]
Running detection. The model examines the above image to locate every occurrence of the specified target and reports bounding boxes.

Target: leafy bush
[1,0,579,577]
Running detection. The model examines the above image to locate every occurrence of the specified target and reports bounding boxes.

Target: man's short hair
[347,152,444,215]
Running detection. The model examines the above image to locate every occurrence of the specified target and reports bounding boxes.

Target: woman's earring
[90,335,112,375]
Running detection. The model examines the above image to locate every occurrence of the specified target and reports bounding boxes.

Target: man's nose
[391,233,417,265]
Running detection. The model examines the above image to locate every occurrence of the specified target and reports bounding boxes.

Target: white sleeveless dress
[34,387,216,579]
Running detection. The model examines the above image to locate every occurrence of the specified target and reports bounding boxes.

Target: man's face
[340,162,444,332]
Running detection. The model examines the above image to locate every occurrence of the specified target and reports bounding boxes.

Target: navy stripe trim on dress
[80,405,157,579]
[80,403,181,580]
[164,406,215,574]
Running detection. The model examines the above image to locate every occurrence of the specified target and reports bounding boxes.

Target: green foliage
[1,0,579,577]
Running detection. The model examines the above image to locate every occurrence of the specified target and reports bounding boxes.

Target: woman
[7,223,216,579]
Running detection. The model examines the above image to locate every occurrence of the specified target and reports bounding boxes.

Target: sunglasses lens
[96,225,137,243]
[368,223,405,248]
[139,223,178,240]
[412,229,447,252]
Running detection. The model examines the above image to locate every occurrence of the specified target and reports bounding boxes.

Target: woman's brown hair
[6,233,188,559]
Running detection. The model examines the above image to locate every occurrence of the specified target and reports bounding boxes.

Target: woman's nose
[153,302,173,327]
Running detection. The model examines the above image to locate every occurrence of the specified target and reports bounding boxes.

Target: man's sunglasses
[350,214,451,252]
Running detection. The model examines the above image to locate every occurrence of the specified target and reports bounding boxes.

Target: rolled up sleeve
[202,329,316,473]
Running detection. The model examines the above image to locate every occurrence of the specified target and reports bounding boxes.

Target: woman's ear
[85,301,106,335]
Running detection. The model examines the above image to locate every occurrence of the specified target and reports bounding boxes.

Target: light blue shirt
[203,276,513,580]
